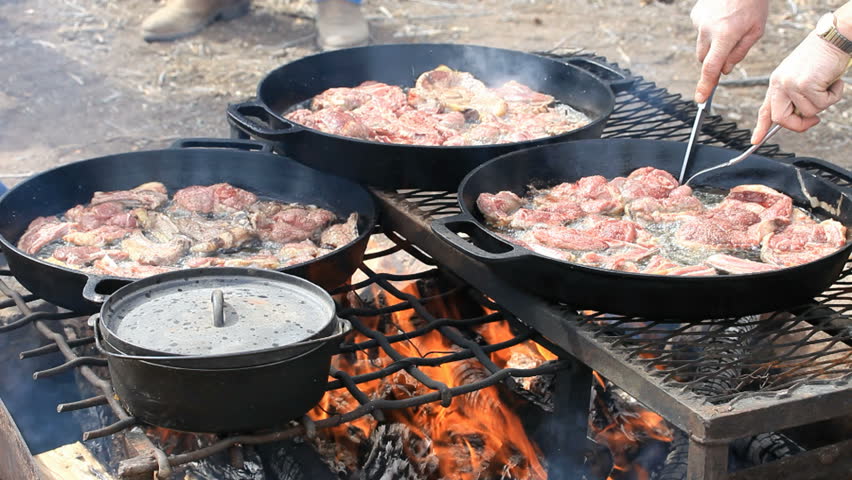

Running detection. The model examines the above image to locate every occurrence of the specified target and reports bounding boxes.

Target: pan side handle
[787,156,852,195]
[169,138,272,153]
[227,99,303,141]
[82,276,128,304]
[562,56,638,94]
[431,214,529,263]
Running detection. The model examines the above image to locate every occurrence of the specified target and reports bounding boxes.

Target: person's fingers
[695,37,737,103]
[820,78,846,108]
[751,97,773,144]
[787,90,820,118]
[778,114,820,132]
[696,28,711,64]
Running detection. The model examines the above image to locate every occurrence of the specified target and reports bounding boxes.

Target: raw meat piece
[185,257,226,268]
[173,183,258,214]
[280,240,323,264]
[509,208,580,229]
[91,183,168,210]
[578,252,640,272]
[355,81,409,112]
[530,227,610,251]
[251,203,337,243]
[63,225,135,247]
[760,219,847,267]
[311,108,371,139]
[476,191,523,226]
[625,195,704,224]
[493,80,554,107]
[51,246,129,266]
[17,216,74,255]
[534,176,623,215]
[121,233,191,266]
[642,255,716,276]
[705,253,780,274]
[726,185,793,221]
[618,167,680,201]
[286,109,315,126]
[409,65,508,117]
[65,202,138,230]
[92,256,177,278]
[311,87,373,111]
[320,213,359,248]
[504,234,576,262]
[580,216,657,248]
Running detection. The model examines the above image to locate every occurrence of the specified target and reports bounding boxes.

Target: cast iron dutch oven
[227,44,635,190]
[432,139,852,320]
[92,267,352,433]
[0,138,376,314]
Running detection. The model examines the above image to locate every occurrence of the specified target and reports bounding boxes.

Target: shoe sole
[143,1,250,42]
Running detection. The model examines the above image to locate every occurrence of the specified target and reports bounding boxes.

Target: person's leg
[142,0,250,42]
[315,0,369,50]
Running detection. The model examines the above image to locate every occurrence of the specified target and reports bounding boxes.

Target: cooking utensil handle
[227,99,303,141]
[431,214,528,263]
[82,275,127,304]
[169,138,272,153]
[212,289,225,327]
[562,56,637,93]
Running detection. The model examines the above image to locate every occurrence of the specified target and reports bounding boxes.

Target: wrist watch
[815,12,852,55]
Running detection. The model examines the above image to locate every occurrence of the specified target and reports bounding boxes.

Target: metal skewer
[678,85,717,184]
[683,123,783,186]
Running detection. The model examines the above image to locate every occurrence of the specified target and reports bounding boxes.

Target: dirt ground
[1,0,850,186]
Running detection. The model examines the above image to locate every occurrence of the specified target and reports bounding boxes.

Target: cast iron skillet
[227,44,635,190]
[0,138,377,314]
[432,139,852,320]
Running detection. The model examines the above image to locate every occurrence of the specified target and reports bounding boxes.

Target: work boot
[315,0,369,50]
[142,0,250,42]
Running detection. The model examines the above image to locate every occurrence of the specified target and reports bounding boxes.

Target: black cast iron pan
[0,138,377,314]
[432,139,852,320]
[227,44,636,190]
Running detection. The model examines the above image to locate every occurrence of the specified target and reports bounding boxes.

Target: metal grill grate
[0,232,567,479]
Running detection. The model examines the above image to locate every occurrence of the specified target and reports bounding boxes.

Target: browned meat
[409,65,508,117]
[251,203,337,243]
[121,233,191,266]
[310,108,372,139]
[760,219,847,267]
[92,256,177,278]
[312,87,373,111]
[172,183,258,214]
[63,225,135,247]
[17,216,74,255]
[171,215,256,253]
[476,191,523,226]
[320,213,359,248]
[279,240,323,265]
[185,257,226,268]
[705,253,779,274]
[221,255,281,269]
[65,202,138,230]
[133,209,181,242]
[91,182,168,210]
[51,246,129,266]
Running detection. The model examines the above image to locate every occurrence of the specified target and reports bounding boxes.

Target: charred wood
[730,432,804,467]
[358,423,438,480]
[653,431,688,480]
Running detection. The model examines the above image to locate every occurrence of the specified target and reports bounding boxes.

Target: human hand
[752,34,850,143]
[691,0,769,103]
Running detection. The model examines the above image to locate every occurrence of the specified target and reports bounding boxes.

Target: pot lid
[104,269,336,356]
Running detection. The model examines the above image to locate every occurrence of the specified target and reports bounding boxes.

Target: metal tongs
[684,123,783,186]
[678,85,717,184]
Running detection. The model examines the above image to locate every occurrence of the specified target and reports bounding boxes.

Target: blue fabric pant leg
[0,182,6,196]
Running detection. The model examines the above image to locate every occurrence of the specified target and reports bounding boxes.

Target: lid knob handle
[212,289,225,328]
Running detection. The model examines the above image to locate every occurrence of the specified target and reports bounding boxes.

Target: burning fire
[309,238,554,479]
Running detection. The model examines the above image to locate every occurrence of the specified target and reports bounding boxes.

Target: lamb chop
[250,202,337,243]
[320,213,359,249]
[760,219,847,267]
[625,190,704,224]
[408,65,508,117]
[528,227,611,252]
[618,167,680,202]
[492,80,554,109]
[120,233,191,266]
[17,216,75,255]
[169,214,257,254]
[642,255,717,276]
[220,254,281,269]
[578,216,658,248]
[508,208,581,229]
[63,225,136,247]
[50,245,129,266]
[92,256,177,278]
[65,202,138,230]
[476,191,523,227]
[279,240,327,265]
[90,182,168,210]
[534,175,623,215]
[172,183,258,214]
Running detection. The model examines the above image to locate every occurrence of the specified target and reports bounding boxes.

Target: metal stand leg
[549,359,594,476]
[687,439,728,480]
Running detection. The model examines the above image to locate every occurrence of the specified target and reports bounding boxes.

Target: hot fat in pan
[477,167,848,275]
[17,182,359,278]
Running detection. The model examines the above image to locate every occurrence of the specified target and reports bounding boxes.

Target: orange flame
[309,243,548,479]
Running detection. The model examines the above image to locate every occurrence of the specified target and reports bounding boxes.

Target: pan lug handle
[169,137,273,153]
[431,214,529,263]
[562,56,637,93]
[227,99,304,141]
[82,275,127,304]
[787,156,852,196]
